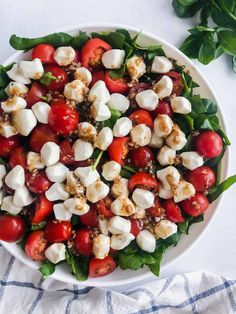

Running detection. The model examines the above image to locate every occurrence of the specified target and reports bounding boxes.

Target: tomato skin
[0,135,20,157]
[9,147,27,170]
[25,230,47,261]
[89,256,117,278]
[44,64,68,91]
[90,70,105,87]
[74,50,81,63]
[130,219,143,237]
[59,140,76,165]
[80,206,98,227]
[130,146,154,167]
[45,220,72,243]
[147,196,162,217]
[107,137,129,166]
[74,229,93,256]
[162,199,184,223]
[129,110,154,129]
[0,215,25,242]
[32,44,55,63]
[25,82,46,108]
[104,71,129,94]
[194,131,223,159]
[180,193,209,217]
[96,196,114,218]
[165,71,184,96]
[31,195,53,224]
[29,124,59,153]
[26,170,52,194]
[128,172,159,192]
[150,101,173,118]
[186,166,215,192]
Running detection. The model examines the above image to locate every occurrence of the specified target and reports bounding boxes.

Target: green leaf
[99,109,122,128]
[65,250,88,281]
[178,0,199,6]
[198,33,216,65]
[31,221,46,231]
[211,5,236,29]
[180,34,203,59]
[92,150,103,170]
[118,252,145,270]
[70,31,90,49]
[218,30,236,56]
[122,165,137,174]
[39,71,57,86]
[39,260,56,279]
[148,246,165,276]
[178,214,204,234]
[172,0,203,18]
[195,114,220,131]
[0,65,10,88]
[217,129,231,145]
[0,89,8,100]
[207,175,236,203]
[205,145,227,169]
[201,98,218,114]
[232,56,236,73]
[120,168,133,179]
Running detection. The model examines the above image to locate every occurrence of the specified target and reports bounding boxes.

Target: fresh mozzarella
[131,124,151,146]
[5,81,29,97]
[108,216,131,234]
[73,139,94,161]
[88,80,110,103]
[127,55,146,80]
[136,230,156,253]
[148,132,164,149]
[171,96,192,114]
[110,195,136,216]
[13,109,37,136]
[45,183,69,201]
[158,184,173,199]
[74,166,100,187]
[64,197,90,215]
[94,127,113,150]
[111,178,129,198]
[86,181,109,203]
[113,117,132,137]
[5,165,25,190]
[40,142,60,166]
[74,67,92,85]
[151,56,173,74]
[54,47,75,66]
[107,93,130,113]
[0,121,18,138]
[45,243,66,264]
[135,90,159,111]
[98,217,109,236]
[102,49,125,69]
[18,58,44,79]
[1,195,22,215]
[90,101,111,121]
[0,190,3,205]
[156,166,180,190]
[153,75,173,99]
[157,145,176,166]
[53,203,72,221]
[46,162,69,183]
[133,206,146,219]
[78,122,97,143]
[154,219,177,239]
[7,64,31,85]
[13,185,34,206]
[64,79,89,103]
[166,125,187,150]
[92,234,110,259]
[154,114,173,138]
[111,233,135,250]
[1,96,26,113]
[66,171,85,195]
[102,161,121,181]
[172,179,195,203]
[132,188,154,209]
[32,102,51,124]
[180,151,204,170]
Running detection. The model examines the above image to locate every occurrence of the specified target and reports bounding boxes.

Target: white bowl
[1,23,229,287]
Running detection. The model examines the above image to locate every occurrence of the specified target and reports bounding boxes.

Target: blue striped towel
[0,244,235,314]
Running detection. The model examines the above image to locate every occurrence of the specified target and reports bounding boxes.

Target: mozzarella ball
[151,56,173,74]
[45,183,69,201]
[46,162,69,183]
[5,165,25,190]
[107,93,130,113]
[102,49,125,69]
[66,171,85,196]
[111,178,129,198]
[171,96,192,114]
[133,206,146,219]
[1,96,26,113]
[98,217,109,236]
[158,185,173,199]
[102,161,121,181]
[54,46,75,66]
[156,166,180,190]
[136,230,156,253]
[154,114,173,138]
[40,142,60,166]
[111,195,136,216]
[154,220,177,239]
[108,216,131,234]
[53,203,72,221]
[0,121,18,138]
[131,124,151,146]
[7,64,31,85]
[166,125,187,151]
[18,58,44,79]
[32,101,51,124]
[148,132,164,149]
[172,179,195,203]
[113,117,132,137]
[93,234,110,259]
[64,79,88,103]
[1,196,22,215]
[180,151,204,170]
[74,166,100,187]
[13,186,34,207]
[135,90,159,111]
[13,109,37,136]
[45,243,66,264]
[132,188,154,209]
[64,196,90,215]
[78,122,97,143]
[95,127,113,150]
[73,139,94,161]
[111,233,135,250]
[86,181,109,203]
[153,76,173,99]
[127,55,146,80]
[88,80,110,103]
[157,145,176,166]
[74,67,92,85]
[5,81,29,97]
[90,101,111,121]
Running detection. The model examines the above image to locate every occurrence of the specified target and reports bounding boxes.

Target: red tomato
[128,172,159,192]
[129,110,154,129]
[151,101,173,118]
[48,101,79,136]
[29,124,59,153]
[25,230,47,261]
[0,135,20,157]
[26,170,52,194]
[186,166,215,192]
[130,146,154,167]
[0,215,25,242]
[194,131,223,158]
[44,64,68,91]
[74,229,93,256]
[165,71,184,96]
[31,195,53,224]
[90,70,105,87]
[32,44,55,63]
[25,82,46,108]
[107,137,129,166]
[9,147,27,170]
[104,71,129,94]
[130,219,143,237]
[45,220,72,243]
[162,199,184,223]
[89,256,117,278]
[96,196,114,218]
[80,206,98,227]
[180,193,209,217]
[147,196,162,217]
[74,50,81,63]
[81,38,111,70]
[59,140,75,165]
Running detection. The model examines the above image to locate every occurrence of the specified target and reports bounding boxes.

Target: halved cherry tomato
[89,256,117,278]
[128,172,159,192]
[59,140,75,165]
[162,199,184,223]
[44,64,68,91]
[81,38,111,70]
[130,219,143,237]
[25,82,46,108]
[32,44,55,63]
[107,137,129,166]
[74,50,81,63]
[25,230,47,261]
[90,70,105,87]
[80,206,98,227]
[150,101,173,118]
[129,110,153,129]
[0,135,20,157]
[165,71,184,96]
[26,170,52,194]
[29,124,59,153]
[45,220,72,243]
[180,193,209,217]
[74,229,93,256]
[0,215,25,242]
[31,195,53,224]
[186,166,216,192]
[48,100,79,136]
[194,130,223,159]
[147,196,162,217]
[9,147,27,170]
[96,196,114,218]
[130,146,154,167]
[104,71,129,94]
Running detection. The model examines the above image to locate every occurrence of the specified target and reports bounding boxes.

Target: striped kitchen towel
[0,244,235,314]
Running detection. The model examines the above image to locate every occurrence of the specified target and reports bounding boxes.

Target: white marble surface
[0,0,236,287]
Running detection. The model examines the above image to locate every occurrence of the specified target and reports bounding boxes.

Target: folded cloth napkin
[0,244,236,314]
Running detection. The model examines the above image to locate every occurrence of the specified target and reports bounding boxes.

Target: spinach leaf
[207,175,236,203]
[178,215,204,234]
[99,109,121,128]
[148,246,166,276]
[201,98,218,114]
[91,31,126,49]
[70,31,90,49]
[172,0,203,18]
[198,32,216,65]
[178,0,199,6]
[65,250,88,281]
[0,89,8,100]
[180,34,203,59]
[218,30,236,56]
[118,252,145,270]
[40,72,57,86]
[0,65,10,88]
[39,260,56,279]
[31,221,46,231]
[232,56,236,73]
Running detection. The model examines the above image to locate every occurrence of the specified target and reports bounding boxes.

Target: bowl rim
[0,22,230,287]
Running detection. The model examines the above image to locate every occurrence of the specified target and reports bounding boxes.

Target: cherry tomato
[165,71,184,96]
[186,166,216,192]
[96,196,114,218]
[104,71,129,94]
[0,135,20,157]
[89,256,117,278]
[162,199,184,223]
[48,100,79,136]
[107,137,129,166]
[180,193,209,217]
[25,230,47,261]
[80,206,98,227]
[194,130,223,159]
[9,147,27,170]
[25,82,46,108]
[128,82,151,101]
[90,70,105,87]
[31,195,53,224]
[74,229,93,256]
[130,146,154,167]
[29,124,58,153]
[81,38,111,70]
[74,50,81,63]
[44,64,68,91]
[128,172,159,192]
[151,101,173,118]
[45,220,72,243]
[147,196,162,217]
[26,170,52,194]
[130,219,143,237]
[32,44,55,63]
[59,140,76,165]
[129,110,153,129]
[0,215,25,242]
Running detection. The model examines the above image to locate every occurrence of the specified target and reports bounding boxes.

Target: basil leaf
[148,246,165,276]
[207,175,236,203]
[91,31,126,49]
[118,252,145,270]
[198,33,216,65]
[65,250,88,281]
[70,31,90,49]
[31,221,46,231]
[99,109,121,128]
[218,30,236,56]
[39,260,56,279]
[211,5,236,29]
[201,98,218,114]
[0,65,10,88]
[232,56,236,73]
[178,215,204,234]
[178,0,199,6]
[40,72,57,86]
[180,34,203,59]
[0,89,8,100]
[195,114,219,131]
[172,0,203,18]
